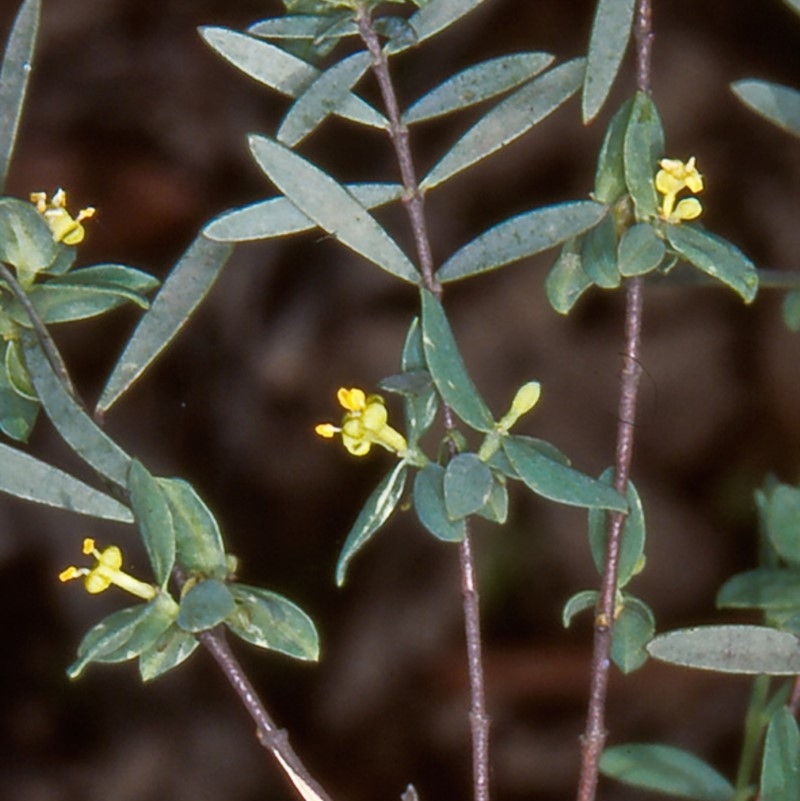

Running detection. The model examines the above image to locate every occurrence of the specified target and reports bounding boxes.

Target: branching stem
[576,3,651,800]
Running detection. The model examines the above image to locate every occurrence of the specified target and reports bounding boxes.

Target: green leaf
[127,460,175,588]
[562,589,599,627]
[0,0,40,192]
[503,436,627,511]
[443,453,493,519]
[611,596,654,673]
[249,135,419,284]
[336,461,408,586]
[278,50,373,148]
[580,212,620,288]
[420,289,494,432]
[157,478,229,580]
[394,319,438,444]
[0,441,132,521]
[23,336,132,487]
[437,200,607,282]
[600,744,735,801]
[545,237,593,314]
[0,197,57,283]
[623,92,663,220]
[200,27,386,130]
[732,80,800,139]
[0,350,38,441]
[766,484,800,565]
[67,595,178,679]
[177,579,236,633]
[475,473,508,524]
[647,625,800,675]
[666,224,759,303]
[421,58,585,191]
[618,222,665,276]
[594,98,633,204]
[403,52,554,124]
[762,706,800,801]
[5,338,35,399]
[138,625,198,681]
[582,0,635,123]
[782,290,800,332]
[717,569,800,611]
[96,234,233,415]
[227,583,319,660]
[248,14,358,43]
[204,183,403,243]
[387,0,489,55]
[588,470,645,588]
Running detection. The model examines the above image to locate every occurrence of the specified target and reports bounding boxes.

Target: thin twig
[356,8,490,801]
[576,3,652,800]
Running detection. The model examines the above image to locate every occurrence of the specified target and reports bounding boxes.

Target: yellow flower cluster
[30,189,95,245]
[315,387,407,457]
[59,538,156,600]
[655,157,703,223]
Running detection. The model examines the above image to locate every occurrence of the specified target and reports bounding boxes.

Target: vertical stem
[356,9,489,801]
[576,4,652,800]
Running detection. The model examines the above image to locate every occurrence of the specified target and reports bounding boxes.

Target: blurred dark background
[2,1,800,800]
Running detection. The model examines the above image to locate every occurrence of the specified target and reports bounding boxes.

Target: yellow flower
[59,538,156,600]
[30,189,96,245]
[655,157,703,223]
[315,387,408,457]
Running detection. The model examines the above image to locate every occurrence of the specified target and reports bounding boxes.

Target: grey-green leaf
[200,27,386,130]
[128,460,175,588]
[437,200,607,282]
[0,353,38,441]
[336,462,408,586]
[421,58,585,191]
[249,135,419,283]
[227,583,319,661]
[594,98,633,204]
[611,596,654,673]
[0,197,57,282]
[717,568,800,611]
[765,484,800,565]
[623,91,663,220]
[545,237,593,314]
[177,579,236,633]
[562,589,599,627]
[732,80,800,138]
[784,0,800,16]
[580,212,620,288]
[278,50,373,148]
[420,289,494,432]
[204,183,403,243]
[414,464,466,541]
[666,224,758,303]
[387,0,488,55]
[647,625,800,675]
[782,290,800,332]
[139,625,199,682]
[582,0,636,123]
[248,14,358,42]
[403,52,554,124]
[96,235,233,415]
[503,436,627,511]
[23,336,132,487]
[444,453,493,519]
[600,744,735,801]
[617,222,665,276]
[762,706,800,801]
[0,0,40,191]
[0,441,132,521]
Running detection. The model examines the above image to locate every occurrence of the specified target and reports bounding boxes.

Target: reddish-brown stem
[356,9,489,801]
[576,3,652,800]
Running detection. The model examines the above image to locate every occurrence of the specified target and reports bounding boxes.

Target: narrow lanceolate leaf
[23,337,132,487]
[127,460,175,589]
[594,97,633,204]
[420,289,494,432]
[0,442,132,522]
[582,0,636,123]
[421,58,585,191]
[647,625,800,675]
[96,235,233,415]
[278,51,373,148]
[199,27,386,131]
[248,15,358,43]
[504,436,627,511]
[387,0,489,55]
[623,91,663,220]
[762,706,800,801]
[0,0,40,191]
[249,135,419,283]
[204,183,403,243]
[666,224,759,303]
[336,462,408,586]
[437,201,607,282]
[600,744,735,801]
[732,80,800,138]
[402,52,554,124]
